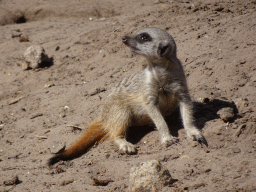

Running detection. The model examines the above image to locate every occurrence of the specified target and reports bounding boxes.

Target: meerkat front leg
[144,70,178,147]
[146,104,179,146]
[179,100,208,146]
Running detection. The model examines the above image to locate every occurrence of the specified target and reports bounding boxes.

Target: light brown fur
[48,27,207,166]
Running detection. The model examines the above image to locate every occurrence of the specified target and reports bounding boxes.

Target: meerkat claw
[192,135,208,147]
[162,137,179,147]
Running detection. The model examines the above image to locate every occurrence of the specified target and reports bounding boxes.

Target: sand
[0,0,256,191]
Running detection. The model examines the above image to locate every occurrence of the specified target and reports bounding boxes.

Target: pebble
[89,87,106,96]
[234,124,246,137]
[233,98,249,109]
[11,31,22,38]
[30,113,43,119]
[4,175,20,186]
[217,107,235,122]
[232,147,241,153]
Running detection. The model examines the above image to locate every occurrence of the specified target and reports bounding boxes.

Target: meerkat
[48,27,207,166]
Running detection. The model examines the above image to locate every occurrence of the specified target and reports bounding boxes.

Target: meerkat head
[122,27,177,62]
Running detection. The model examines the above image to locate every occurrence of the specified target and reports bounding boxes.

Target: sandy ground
[0,0,256,191]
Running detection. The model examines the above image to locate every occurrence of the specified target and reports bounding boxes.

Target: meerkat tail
[48,120,107,166]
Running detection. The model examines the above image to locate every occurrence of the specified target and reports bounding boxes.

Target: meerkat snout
[122,36,128,43]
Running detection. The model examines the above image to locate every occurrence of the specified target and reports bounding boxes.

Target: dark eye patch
[136,33,152,43]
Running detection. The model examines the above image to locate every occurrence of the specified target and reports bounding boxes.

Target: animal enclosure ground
[0,0,256,191]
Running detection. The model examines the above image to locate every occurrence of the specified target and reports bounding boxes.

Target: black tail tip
[48,154,64,166]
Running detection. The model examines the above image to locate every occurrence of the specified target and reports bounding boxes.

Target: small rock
[105,153,110,159]
[241,161,249,165]
[59,179,74,186]
[4,175,20,186]
[185,182,205,190]
[49,142,66,154]
[54,167,66,174]
[129,160,172,192]
[183,168,194,176]
[55,46,60,51]
[155,0,168,4]
[204,149,210,153]
[19,35,29,42]
[217,107,235,122]
[233,174,241,179]
[92,178,114,186]
[201,97,210,103]
[239,60,246,64]
[171,154,180,159]
[30,113,43,119]
[204,168,211,173]
[232,147,241,153]
[234,124,246,137]
[11,31,22,38]
[233,98,249,109]
[180,155,189,160]
[44,83,55,88]
[89,87,106,96]
[21,45,50,70]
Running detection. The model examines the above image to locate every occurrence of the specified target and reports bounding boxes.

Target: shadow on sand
[127,98,238,144]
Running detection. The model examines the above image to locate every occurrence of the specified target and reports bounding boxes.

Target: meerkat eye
[141,34,149,40]
[137,33,152,43]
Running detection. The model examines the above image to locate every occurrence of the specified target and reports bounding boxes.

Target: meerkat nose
[122,36,128,44]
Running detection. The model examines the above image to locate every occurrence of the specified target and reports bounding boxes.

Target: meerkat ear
[157,43,171,57]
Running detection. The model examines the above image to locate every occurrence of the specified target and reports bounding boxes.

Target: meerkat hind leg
[106,106,137,154]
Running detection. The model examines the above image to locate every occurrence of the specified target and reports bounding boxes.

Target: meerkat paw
[191,134,208,147]
[115,138,137,154]
[186,128,208,147]
[119,142,137,154]
[161,136,179,147]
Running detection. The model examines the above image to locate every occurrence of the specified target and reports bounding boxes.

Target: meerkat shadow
[126,98,237,144]
[193,98,238,129]
[126,108,182,144]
